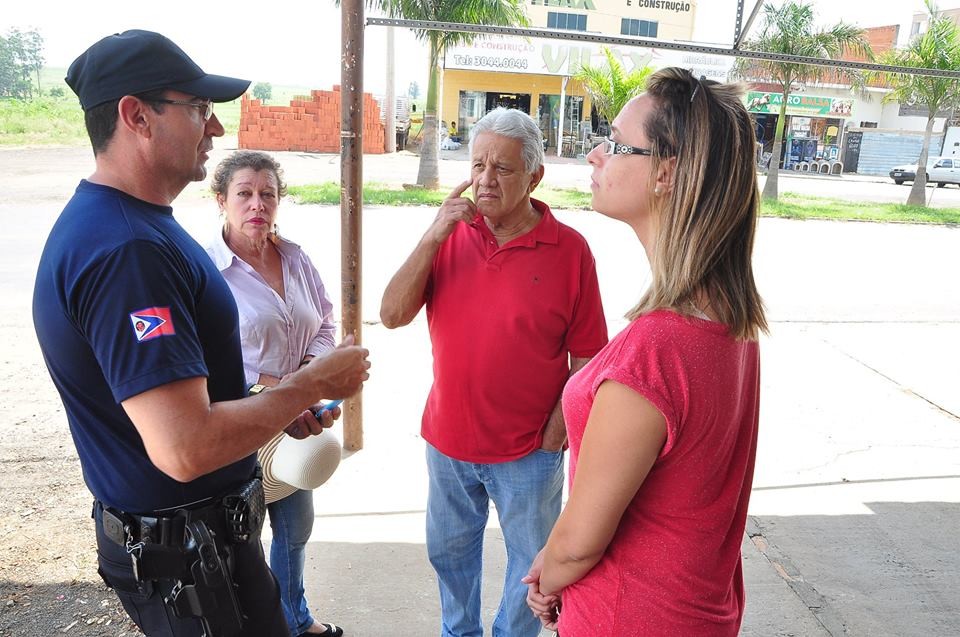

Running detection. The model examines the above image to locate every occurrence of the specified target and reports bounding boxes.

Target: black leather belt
[93,499,222,550]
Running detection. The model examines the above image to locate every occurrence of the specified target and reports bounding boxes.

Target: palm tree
[871,0,960,207]
[734,1,871,201]
[363,0,528,189]
[573,47,653,131]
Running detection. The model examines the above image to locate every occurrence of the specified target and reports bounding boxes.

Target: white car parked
[927,156,960,187]
[889,156,960,187]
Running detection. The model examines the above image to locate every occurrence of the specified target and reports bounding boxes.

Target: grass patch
[289,184,960,224]
[763,192,960,225]
[213,98,242,135]
[291,182,445,206]
[0,70,318,144]
[290,182,592,210]
[0,96,87,145]
[39,66,70,94]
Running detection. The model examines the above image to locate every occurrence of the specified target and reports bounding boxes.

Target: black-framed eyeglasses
[600,137,652,156]
[145,98,214,121]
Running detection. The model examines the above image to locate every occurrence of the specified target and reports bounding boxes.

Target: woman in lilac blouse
[207,151,343,637]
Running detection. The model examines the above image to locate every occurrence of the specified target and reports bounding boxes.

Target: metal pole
[733,0,745,46]
[341,0,364,450]
[557,76,567,158]
[385,26,397,153]
[734,1,766,50]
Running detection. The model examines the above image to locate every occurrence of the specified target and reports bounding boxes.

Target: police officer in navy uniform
[32,30,370,637]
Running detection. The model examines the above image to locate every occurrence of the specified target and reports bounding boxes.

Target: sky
[3,0,959,98]
[1,1,430,95]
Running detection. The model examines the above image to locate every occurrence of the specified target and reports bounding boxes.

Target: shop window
[548,12,587,31]
[459,90,486,141]
[537,94,585,154]
[621,18,658,38]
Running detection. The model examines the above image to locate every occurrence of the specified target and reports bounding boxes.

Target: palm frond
[733,1,872,93]
[866,0,960,114]
[572,47,652,124]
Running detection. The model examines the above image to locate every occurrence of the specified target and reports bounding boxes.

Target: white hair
[468,107,545,173]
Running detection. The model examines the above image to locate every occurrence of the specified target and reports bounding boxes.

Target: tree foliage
[573,47,652,128]
[733,1,871,201]
[357,0,528,189]
[870,0,960,206]
[0,28,44,99]
[253,82,273,102]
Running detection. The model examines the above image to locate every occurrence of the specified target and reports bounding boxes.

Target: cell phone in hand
[312,399,343,419]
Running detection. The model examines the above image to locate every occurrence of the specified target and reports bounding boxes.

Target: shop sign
[627,0,693,12]
[745,91,854,118]
[530,0,691,13]
[445,36,731,80]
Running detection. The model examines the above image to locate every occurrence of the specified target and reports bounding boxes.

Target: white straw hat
[258,430,342,504]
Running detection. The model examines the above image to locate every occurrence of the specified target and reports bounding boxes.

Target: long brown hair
[629,67,767,340]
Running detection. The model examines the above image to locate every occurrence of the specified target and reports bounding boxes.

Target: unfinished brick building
[238,86,385,154]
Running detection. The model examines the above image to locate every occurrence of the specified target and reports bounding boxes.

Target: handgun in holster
[166,519,244,637]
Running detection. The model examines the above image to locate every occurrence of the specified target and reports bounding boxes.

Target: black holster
[95,473,265,637]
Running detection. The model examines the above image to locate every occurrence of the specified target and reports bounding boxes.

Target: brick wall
[238,87,385,154]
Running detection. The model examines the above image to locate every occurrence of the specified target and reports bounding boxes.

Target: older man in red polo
[381,107,607,637]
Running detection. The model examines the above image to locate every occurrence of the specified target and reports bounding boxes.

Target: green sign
[745,91,853,118]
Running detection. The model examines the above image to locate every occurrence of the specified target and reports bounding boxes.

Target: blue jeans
[426,443,564,637]
[267,489,316,635]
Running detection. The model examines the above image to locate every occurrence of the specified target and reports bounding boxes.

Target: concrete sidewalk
[224,202,958,637]
[4,144,958,636]
[280,320,960,637]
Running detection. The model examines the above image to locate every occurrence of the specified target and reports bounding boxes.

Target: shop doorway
[485,92,531,113]
[537,94,585,154]
[457,91,532,142]
[752,113,782,167]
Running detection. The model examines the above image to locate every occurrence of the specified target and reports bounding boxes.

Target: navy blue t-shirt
[33,180,255,513]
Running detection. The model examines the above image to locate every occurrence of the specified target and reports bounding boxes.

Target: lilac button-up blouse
[206,233,336,386]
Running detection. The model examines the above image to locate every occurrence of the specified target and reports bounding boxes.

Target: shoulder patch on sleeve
[129,306,176,342]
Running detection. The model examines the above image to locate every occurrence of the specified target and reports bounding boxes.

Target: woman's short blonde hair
[630,67,767,340]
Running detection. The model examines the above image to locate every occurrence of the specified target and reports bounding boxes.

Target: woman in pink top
[524,68,768,636]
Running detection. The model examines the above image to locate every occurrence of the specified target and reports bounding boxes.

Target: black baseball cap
[66,29,250,111]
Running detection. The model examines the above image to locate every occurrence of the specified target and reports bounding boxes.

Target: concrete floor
[3,142,958,636]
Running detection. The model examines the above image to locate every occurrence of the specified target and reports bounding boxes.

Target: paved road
[7,137,960,208]
[2,143,958,636]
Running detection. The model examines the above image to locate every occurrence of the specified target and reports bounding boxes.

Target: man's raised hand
[426,179,477,244]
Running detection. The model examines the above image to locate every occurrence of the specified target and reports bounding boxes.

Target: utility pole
[386,25,397,153]
[341,0,364,450]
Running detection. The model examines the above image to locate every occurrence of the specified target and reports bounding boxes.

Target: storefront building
[740,23,960,176]
[440,0,709,156]
[746,89,855,167]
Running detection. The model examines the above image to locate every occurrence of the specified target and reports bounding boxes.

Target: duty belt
[92,473,265,637]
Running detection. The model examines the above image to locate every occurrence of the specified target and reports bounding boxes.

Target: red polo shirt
[422,199,608,463]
